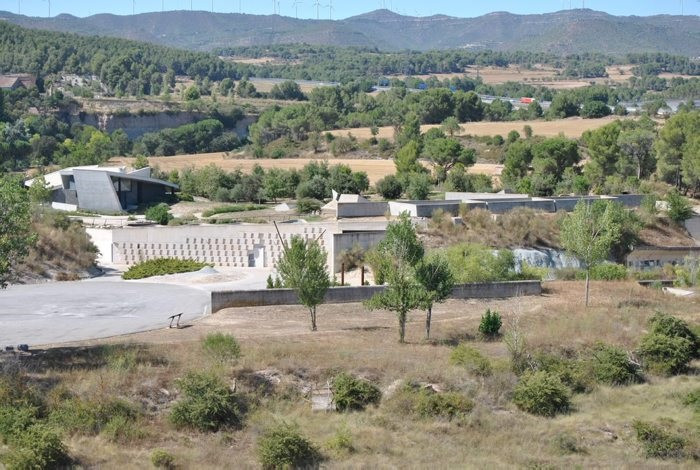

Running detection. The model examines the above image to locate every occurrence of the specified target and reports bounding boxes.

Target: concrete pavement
[0,281,211,347]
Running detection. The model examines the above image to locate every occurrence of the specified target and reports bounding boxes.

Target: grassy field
[4,281,697,468]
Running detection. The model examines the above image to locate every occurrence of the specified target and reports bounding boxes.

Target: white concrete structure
[87,220,387,273]
[25,166,178,213]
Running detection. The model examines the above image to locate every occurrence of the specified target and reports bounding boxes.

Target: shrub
[2,424,70,470]
[683,388,700,412]
[257,423,321,470]
[512,371,571,417]
[49,397,138,436]
[638,333,694,375]
[633,420,686,459]
[450,344,493,376]
[405,172,432,200]
[0,406,38,443]
[122,258,209,280]
[202,204,267,217]
[331,373,381,412]
[414,391,474,420]
[169,372,242,432]
[478,309,502,339]
[202,333,241,363]
[145,203,173,225]
[533,353,594,394]
[647,312,699,357]
[589,343,643,386]
[297,197,322,214]
[151,449,176,469]
[588,263,628,281]
[666,190,693,224]
[375,175,403,200]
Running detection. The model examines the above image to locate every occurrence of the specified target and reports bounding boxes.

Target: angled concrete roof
[25,166,179,190]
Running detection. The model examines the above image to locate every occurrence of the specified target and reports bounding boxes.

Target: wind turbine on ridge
[292,0,303,19]
[325,0,333,20]
[313,0,321,19]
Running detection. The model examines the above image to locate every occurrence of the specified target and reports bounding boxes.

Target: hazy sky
[7,0,699,19]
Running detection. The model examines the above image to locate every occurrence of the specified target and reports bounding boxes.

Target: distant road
[0,281,211,347]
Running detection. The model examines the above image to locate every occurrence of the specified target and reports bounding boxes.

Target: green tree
[262,168,286,202]
[453,91,484,122]
[183,85,201,101]
[415,254,454,340]
[617,128,656,180]
[394,141,424,175]
[365,214,425,343]
[0,175,35,287]
[440,116,461,137]
[395,113,422,149]
[423,138,475,183]
[656,111,700,188]
[133,155,149,170]
[276,236,330,331]
[28,175,52,204]
[560,200,622,306]
[666,190,693,224]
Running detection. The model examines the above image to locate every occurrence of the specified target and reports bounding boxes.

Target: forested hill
[0,9,698,55]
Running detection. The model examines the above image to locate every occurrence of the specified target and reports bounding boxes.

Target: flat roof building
[25,166,178,213]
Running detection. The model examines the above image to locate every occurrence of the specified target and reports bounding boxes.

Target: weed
[478,309,502,339]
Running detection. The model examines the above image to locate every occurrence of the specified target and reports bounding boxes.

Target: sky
[5,0,699,20]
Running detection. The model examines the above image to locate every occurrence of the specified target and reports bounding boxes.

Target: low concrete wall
[211,280,541,311]
[487,199,556,214]
[337,201,388,218]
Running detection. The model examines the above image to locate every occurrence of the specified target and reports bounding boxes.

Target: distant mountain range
[0,9,698,55]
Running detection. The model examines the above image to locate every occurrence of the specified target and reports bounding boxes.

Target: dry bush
[17,209,97,281]
[423,208,562,249]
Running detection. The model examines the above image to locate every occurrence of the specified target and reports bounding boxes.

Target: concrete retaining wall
[487,199,556,214]
[337,201,388,218]
[211,280,541,311]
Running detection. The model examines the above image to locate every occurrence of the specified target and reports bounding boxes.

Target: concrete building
[25,166,178,213]
[86,220,387,273]
[626,246,700,270]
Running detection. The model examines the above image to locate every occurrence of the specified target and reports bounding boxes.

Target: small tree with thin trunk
[0,175,35,288]
[415,255,454,340]
[276,236,330,331]
[365,213,427,343]
[560,200,621,306]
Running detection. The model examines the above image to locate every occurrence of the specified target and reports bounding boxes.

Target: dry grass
[16,210,97,282]
[6,281,699,468]
[329,116,627,141]
[110,154,502,184]
[422,208,563,250]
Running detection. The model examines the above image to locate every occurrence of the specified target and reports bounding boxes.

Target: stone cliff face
[70,111,257,139]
